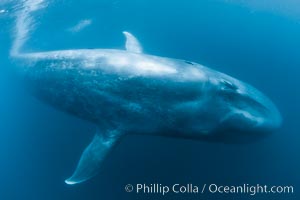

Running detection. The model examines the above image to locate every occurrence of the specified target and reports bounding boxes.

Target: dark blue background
[0,0,299,199]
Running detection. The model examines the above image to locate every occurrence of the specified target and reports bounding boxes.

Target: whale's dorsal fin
[65,130,122,185]
[123,31,143,53]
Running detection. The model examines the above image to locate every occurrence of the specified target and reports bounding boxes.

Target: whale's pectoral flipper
[65,130,121,185]
[123,31,143,53]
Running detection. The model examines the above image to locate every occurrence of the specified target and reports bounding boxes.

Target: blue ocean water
[0,0,299,199]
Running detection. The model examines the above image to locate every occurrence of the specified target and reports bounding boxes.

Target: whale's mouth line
[221,108,265,128]
[219,92,281,131]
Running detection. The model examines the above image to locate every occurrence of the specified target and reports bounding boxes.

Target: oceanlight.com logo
[124,183,294,196]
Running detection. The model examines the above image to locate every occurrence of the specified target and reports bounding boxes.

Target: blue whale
[12,0,281,185]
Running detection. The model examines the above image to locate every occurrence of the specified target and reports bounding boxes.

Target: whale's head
[213,74,282,138]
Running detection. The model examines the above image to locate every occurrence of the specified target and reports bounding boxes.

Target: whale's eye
[221,80,238,91]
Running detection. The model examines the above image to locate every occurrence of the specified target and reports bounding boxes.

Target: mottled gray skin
[14,47,281,184]
[16,49,281,138]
